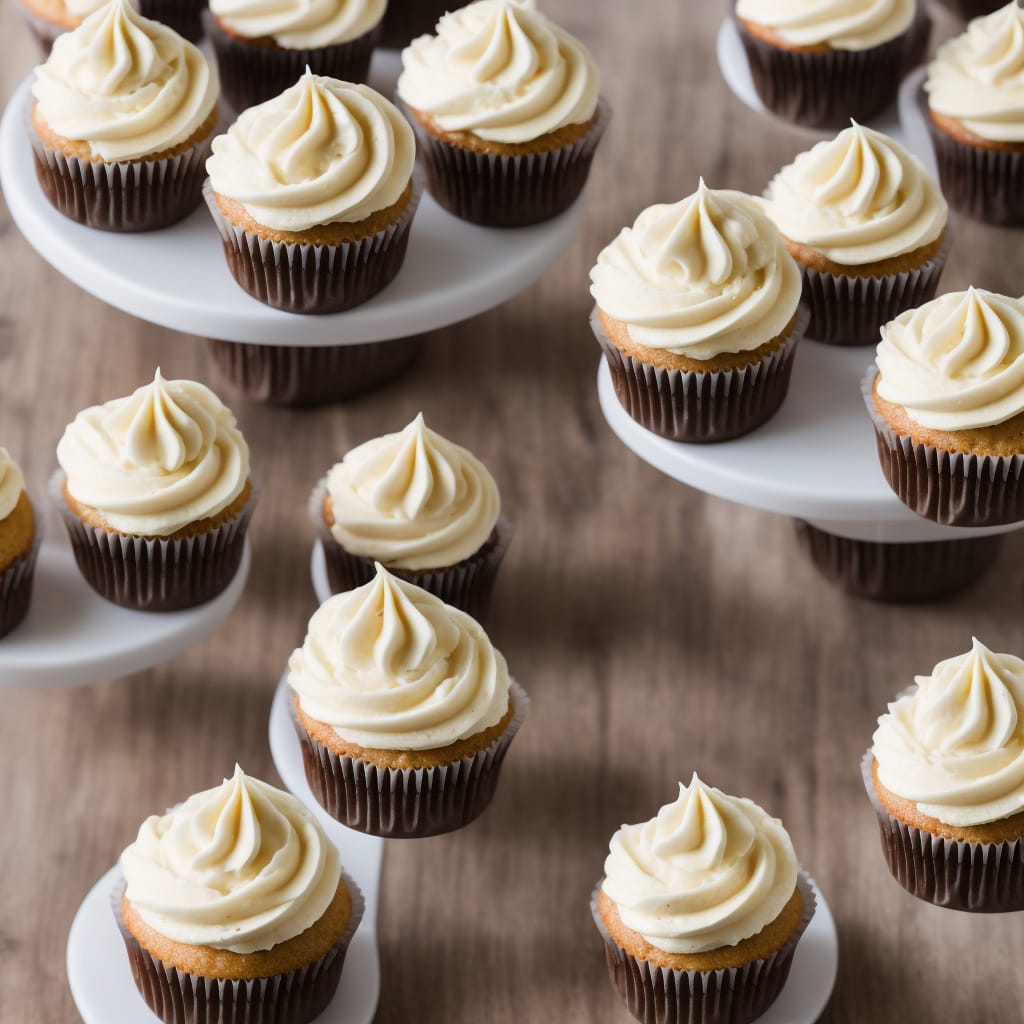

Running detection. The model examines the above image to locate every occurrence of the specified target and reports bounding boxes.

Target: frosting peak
[209,0,384,48]
[0,449,26,522]
[734,0,916,51]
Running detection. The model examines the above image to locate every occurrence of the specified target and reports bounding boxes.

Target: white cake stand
[0,539,250,689]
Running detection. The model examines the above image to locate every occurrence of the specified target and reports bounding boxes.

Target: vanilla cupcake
[396,0,609,226]
[29,0,218,231]
[0,450,40,639]
[288,564,528,838]
[590,181,807,442]
[864,639,1024,911]
[207,0,383,111]
[763,123,949,347]
[866,288,1024,527]
[54,370,256,610]
[924,3,1024,226]
[117,767,363,1024]
[594,777,816,1024]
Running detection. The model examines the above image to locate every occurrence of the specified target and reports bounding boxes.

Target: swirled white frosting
[873,639,1024,827]
[325,414,501,572]
[207,70,415,233]
[397,0,599,144]
[56,369,250,537]
[590,180,802,359]
[602,776,799,955]
[209,0,384,49]
[0,449,26,522]
[288,564,510,751]
[121,766,343,953]
[875,287,1024,431]
[32,0,218,162]
[734,0,915,50]
[764,122,946,265]
[926,3,1024,143]
[65,0,134,21]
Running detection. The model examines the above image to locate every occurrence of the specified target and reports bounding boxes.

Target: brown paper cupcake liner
[798,233,950,347]
[140,0,204,42]
[377,0,469,49]
[861,750,1024,913]
[310,479,511,619]
[205,14,380,112]
[862,370,1024,527]
[111,871,365,1024]
[0,530,41,639]
[590,873,816,1024]
[401,96,611,227]
[793,520,1001,603]
[205,178,421,315]
[291,679,529,838]
[50,471,257,611]
[593,305,807,443]
[931,0,1004,20]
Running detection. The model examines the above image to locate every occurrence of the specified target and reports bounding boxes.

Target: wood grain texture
[1,4,1023,1023]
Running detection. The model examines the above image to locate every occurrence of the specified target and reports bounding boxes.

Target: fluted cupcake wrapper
[205,178,421,315]
[291,680,529,838]
[862,370,1024,527]
[309,479,512,620]
[401,96,611,227]
[111,873,365,1024]
[140,0,204,42]
[50,471,256,612]
[593,305,807,443]
[205,14,379,113]
[931,0,1004,18]
[0,530,41,639]
[590,873,816,1024]
[793,520,1000,603]
[377,0,469,49]
[861,750,1024,913]
[798,233,950,347]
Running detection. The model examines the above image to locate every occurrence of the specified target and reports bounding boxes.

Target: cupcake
[29,0,218,232]
[924,3,1024,226]
[763,122,949,347]
[313,413,509,620]
[593,776,816,1024]
[866,287,1024,527]
[396,0,609,227]
[733,0,918,129]
[378,0,468,49]
[54,369,256,610]
[863,639,1024,912]
[117,767,363,1024]
[206,0,383,111]
[590,180,807,443]
[288,563,528,838]
[0,449,40,639]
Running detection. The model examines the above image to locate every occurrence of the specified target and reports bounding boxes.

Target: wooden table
[2,3,1022,1022]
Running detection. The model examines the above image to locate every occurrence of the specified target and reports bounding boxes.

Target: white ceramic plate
[897,67,938,175]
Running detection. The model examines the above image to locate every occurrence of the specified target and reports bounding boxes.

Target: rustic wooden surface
[2,3,1023,1022]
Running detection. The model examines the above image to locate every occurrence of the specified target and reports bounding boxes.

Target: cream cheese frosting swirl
[396,0,599,144]
[590,181,802,359]
[325,414,501,571]
[209,0,384,49]
[288,564,510,750]
[875,287,1024,431]
[926,3,1024,143]
[764,122,947,265]
[873,639,1024,827]
[56,369,250,537]
[32,0,218,162]
[734,0,915,50]
[602,776,799,954]
[206,71,415,233]
[121,766,343,954]
[0,449,26,522]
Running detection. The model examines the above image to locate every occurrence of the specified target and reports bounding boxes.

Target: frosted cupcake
[313,414,509,620]
[864,639,1024,911]
[54,370,256,610]
[0,450,40,639]
[593,777,816,1024]
[207,0,383,110]
[866,288,1024,527]
[29,0,218,231]
[763,123,948,346]
[288,564,528,838]
[590,181,806,442]
[924,3,1024,226]
[396,0,609,226]
[117,767,363,1024]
